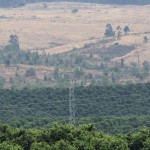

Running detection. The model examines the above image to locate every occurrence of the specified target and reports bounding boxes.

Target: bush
[143,36,148,43]
[71,8,78,14]
[25,68,36,77]
[0,77,5,88]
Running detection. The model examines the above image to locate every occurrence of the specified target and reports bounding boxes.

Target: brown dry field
[0,2,149,88]
[0,2,149,64]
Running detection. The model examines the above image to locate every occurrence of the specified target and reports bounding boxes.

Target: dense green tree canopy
[0,124,150,150]
[0,83,150,133]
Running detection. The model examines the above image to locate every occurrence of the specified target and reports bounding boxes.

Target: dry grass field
[0,2,149,60]
[0,2,150,88]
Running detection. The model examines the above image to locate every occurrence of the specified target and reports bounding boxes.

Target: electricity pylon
[69,54,75,124]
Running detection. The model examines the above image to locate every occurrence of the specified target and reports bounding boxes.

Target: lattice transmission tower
[69,54,75,124]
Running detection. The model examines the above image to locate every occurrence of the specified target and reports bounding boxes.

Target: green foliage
[1,124,150,150]
[4,35,20,51]
[0,142,23,150]
[30,142,52,149]
[142,139,150,150]
[127,129,150,150]
[0,77,5,88]
[121,58,125,67]
[53,67,59,80]
[104,23,115,37]
[143,61,150,72]
[0,35,148,88]
[75,55,83,65]
[101,54,111,62]
[71,8,78,14]
[52,140,76,150]
[124,26,130,34]
[0,50,42,66]
[25,68,36,77]
[0,83,150,124]
[143,36,148,43]
[4,59,10,66]
[74,67,84,79]
[99,74,111,85]
[85,73,93,80]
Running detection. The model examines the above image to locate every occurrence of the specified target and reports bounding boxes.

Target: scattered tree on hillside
[143,36,148,43]
[116,26,122,40]
[9,34,20,50]
[121,58,125,67]
[143,61,150,72]
[4,59,10,66]
[5,34,20,51]
[124,26,130,35]
[25,68,36,77]
[0,77,5,88]
[9,76,14,84]
[74,67,84,79]
[54,67,59,80]
[104,23,115,37]
[117,26,121,30]
[71,8,78,14]
[111,73,116,83]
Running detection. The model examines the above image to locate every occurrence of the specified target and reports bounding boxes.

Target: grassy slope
[0,3,149,56]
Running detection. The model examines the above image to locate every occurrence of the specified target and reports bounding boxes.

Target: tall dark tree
[5,34,20,51]
[9,35,20,50]
[104,23,115,37]
[116,26,122,40]
[124,26,130,35]
[143,36,148,43]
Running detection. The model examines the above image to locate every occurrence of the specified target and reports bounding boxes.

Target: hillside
[0,3,149,51]
[1,1,150,148]
[0,2,150,88]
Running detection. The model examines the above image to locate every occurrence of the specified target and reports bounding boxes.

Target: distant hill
[0,0,150,7]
